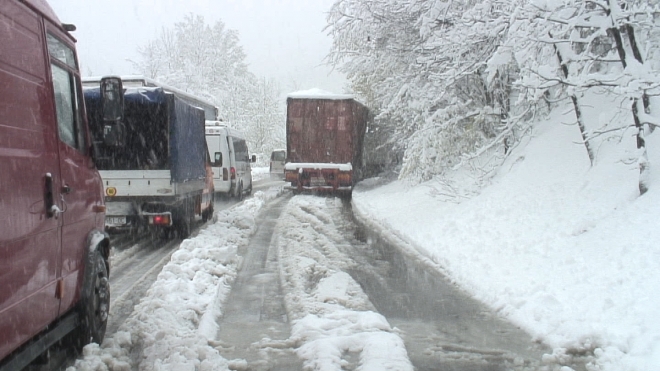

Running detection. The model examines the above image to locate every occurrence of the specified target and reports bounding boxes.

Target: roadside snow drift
[352,94,660,371]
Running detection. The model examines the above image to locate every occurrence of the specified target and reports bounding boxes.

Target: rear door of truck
[0,1,62,359]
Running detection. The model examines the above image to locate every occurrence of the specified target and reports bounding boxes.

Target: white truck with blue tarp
[84,84,214,238]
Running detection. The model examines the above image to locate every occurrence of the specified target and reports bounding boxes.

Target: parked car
[0,1,111,369]
[270,149,287,180]
[205,122,256,199]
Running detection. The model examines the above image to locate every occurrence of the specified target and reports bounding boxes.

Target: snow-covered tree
[328,0,660,194]
[327,0,527,184]
[503,0,660,194]
[131,14,285,158]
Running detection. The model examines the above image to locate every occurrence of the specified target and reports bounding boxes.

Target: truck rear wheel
[202,203,214,222]
[73,251,109,351]
[174,198,195,238]
[175,211,191,239]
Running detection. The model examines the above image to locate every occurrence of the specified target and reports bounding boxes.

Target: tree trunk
[624,24,654,133]
[608,23,649,194]
[550,33,594,165]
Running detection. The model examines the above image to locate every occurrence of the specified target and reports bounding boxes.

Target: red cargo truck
[284,89,369,197]
[0,1,112,369]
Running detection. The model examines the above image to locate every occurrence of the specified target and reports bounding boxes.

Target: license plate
[310,177,325,186]
[106,216,127,226]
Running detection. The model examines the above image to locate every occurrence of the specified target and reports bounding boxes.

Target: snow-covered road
[67,183,579,371]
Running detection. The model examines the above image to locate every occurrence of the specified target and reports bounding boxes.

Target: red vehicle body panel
[285,96,369,193]
[286,98,368,165]
[0,0,106,363]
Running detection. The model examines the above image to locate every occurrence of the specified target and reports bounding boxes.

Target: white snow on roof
[287,88,354,100]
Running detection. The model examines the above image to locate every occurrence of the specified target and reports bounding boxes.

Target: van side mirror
[100,76,124,122]
[214,152,222,166]
[100,76,125,147]
[251,154,256,163]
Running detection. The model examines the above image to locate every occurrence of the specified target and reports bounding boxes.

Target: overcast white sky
[48,0,347,95]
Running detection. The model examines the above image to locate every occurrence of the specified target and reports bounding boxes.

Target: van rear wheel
[236,182,244,201]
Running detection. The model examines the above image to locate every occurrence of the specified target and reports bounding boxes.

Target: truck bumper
[284,164,353,194]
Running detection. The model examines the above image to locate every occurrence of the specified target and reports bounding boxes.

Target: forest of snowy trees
[131,14,285,161]
[326,0,660,194]
[129,1,660,193]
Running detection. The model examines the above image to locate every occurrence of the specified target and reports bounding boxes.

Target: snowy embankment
[352,95,660,371]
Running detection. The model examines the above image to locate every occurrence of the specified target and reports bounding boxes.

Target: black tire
[175,205,192,239]
[236,182,244,201]
[202,203,214,222]
[76,252,109,349]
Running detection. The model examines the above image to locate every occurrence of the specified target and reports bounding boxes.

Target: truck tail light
[285,170,298,182]
[230,167,236,180]
[150,214,171,226]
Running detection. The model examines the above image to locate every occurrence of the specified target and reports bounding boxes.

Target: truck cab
[0,1,110,369]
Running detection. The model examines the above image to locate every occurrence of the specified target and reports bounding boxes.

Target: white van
[270,149,286,180]
[205,122,255,199]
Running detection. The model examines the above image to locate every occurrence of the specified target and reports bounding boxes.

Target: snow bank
[352,93,660,371]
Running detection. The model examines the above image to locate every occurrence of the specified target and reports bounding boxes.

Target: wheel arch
[86,229,110,274]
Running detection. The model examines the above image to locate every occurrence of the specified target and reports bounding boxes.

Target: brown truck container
[285,90,369,197]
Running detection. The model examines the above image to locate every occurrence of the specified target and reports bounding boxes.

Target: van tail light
[230,167,236,180]
[223,168,228,181]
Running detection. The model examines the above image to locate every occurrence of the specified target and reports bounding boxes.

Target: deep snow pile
[352,95,660,371]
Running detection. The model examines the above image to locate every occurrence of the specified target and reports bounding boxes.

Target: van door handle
[44,173,61,219]
[45,173,55,217]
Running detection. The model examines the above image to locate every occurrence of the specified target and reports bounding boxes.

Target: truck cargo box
[84,87,207,183]
[285,89,369,196]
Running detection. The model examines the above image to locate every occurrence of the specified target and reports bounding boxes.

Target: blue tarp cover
[84,87,206,183]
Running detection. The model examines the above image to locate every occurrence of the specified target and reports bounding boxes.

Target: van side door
[46,30,105,315]
[0,1,62,359]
